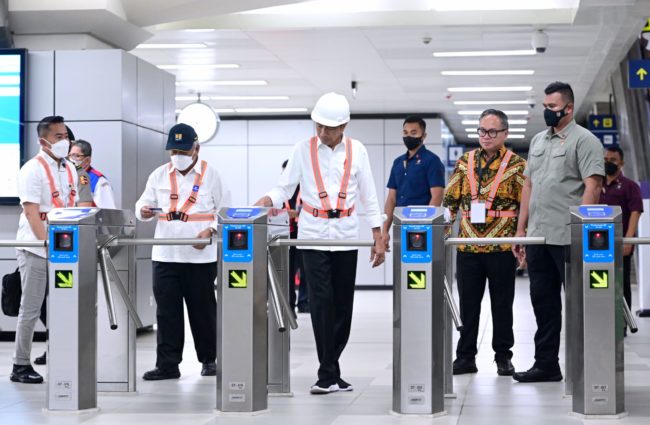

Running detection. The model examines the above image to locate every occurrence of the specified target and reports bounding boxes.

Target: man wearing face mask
[383,116,445,249]
[135,123,224,380]
[599,146,643,329]
[512,81,604,383]
[69,139,116,208]
[11,115,79,383]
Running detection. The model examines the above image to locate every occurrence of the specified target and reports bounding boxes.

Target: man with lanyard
[136,123,223,380]
[68,139,117,208]
[443,109,526,376]
[513,82,604,382]
[12,116,78,383]
[255,92,385,394]
[599,146,643,333]
[383,115,445,249]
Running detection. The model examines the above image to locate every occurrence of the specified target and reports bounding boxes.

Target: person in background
[599,146,643,329]
[69,139,117,208]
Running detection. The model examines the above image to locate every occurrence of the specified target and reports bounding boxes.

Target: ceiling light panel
[158,64,240,70]
[136,43,207,49]
[442,70,534,76]
[454,100,529,105]
[462,119,528,125]
[457,110,530,115]
[448,86,533,92]
[176,80,268,86]
[433,50,536,57]
[175,95,289,101]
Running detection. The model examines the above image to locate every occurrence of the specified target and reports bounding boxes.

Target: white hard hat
[310,92,350,127]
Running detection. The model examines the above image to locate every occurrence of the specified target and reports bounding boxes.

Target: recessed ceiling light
[458,110,529,115]
[136,43,207,49]
[159,64,240,70]
[434,50,535,58]
[454,100,529,105]
[234,107,308,113]
[183,29,216,33]
[442,70,534,76]
[449,86,533,92]
[175,95,289,101]
[467,134,526,139]
[176,80,268,86]
[509,128,527,132]
[463,119,527,125]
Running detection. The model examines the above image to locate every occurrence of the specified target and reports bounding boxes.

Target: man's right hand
[382,232,391,252]
[140,205,155,219]
[512,229,526,266]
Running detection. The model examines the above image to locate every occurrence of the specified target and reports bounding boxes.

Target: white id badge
[470,202,486,224]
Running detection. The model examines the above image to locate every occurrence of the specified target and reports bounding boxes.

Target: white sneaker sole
[310,383,339,394]
[338,385,353,392]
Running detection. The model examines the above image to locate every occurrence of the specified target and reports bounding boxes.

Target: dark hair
[544,81,574,104]
[479,109,509,129]
[605,146,623,160]
[73,139,92,156]
[281,159,288,169]
[403,115,426,132]
[37,115,65,137]
[65,125,76,142]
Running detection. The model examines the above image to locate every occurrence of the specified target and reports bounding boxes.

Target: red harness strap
[159,161,214,222]
[466,149,516,219]
[36,156,76,220]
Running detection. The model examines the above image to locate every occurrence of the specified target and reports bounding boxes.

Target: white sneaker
[310,381,339,394]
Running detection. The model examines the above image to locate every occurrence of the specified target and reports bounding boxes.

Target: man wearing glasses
[69,139,116,208]
[443,109,526,377]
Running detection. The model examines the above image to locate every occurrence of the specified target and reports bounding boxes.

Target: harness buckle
[39,212,48,221]
[312,208,319,218]
[52,191,60,198]
[188,195,197,204]
[170,194,179,200]
[338,191,347,199]
[318,191,328,199]
[168,211,188,221]
[327,209,340,219]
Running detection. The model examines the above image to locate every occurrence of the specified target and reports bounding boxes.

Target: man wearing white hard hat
[256,92,385,394]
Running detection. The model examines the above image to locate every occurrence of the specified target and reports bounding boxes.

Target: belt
[461,210,518,218]
[158,212,215,222]
[302,203,355,219]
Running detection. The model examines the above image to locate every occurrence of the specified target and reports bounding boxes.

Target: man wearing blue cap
[136,123,224,380]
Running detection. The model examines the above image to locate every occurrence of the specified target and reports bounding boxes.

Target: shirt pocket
[527,147,545,175]
[549,146,567,176]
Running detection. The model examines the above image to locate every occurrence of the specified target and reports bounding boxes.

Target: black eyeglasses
[477,128,508,138]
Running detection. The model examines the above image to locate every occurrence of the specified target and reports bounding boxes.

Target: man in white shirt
[136,123,223,380]
[12,115,78,384]
[255,92,385,394]
[68,139,117,208]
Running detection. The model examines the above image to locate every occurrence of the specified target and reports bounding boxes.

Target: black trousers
[301,249,358,383]
[623,254,632,311]
[289,247,309,310]
[526,244,566,373]
[456,251,517,361]
[152,261,217,370]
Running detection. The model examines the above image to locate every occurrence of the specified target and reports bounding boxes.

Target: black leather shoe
[453,358,478,375]
[10,365,44,384]
[201,362,216,376]
[142,367,180,381]
[513,367,562,383]
[34,351,47,365]
[496,358,515,376]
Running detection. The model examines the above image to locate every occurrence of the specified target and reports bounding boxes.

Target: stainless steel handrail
[108,237,212,247]
[269,239,375,248]
[622,299,638,333]
[443,276,463,331]
[98,236,119,330]
[445,237,545,246]
[267,255,298,331]
[622,237,650,245]
[0,240,47,248]
[99,246,144,329]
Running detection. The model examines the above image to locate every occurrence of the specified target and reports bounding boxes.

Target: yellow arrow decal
[637,68,648,81]
[229,270,247,288]
[408,271,426,289]
[56,271,73,288]
[592,119,600,127]
[590,271,608,288]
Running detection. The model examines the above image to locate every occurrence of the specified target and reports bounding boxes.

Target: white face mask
[69,158,83,168]
[170,154,194,171]
[46,139,70,159]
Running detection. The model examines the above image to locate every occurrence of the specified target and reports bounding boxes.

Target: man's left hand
[193,228,213,250]
[370,238,386,268]
[623,244,634,257]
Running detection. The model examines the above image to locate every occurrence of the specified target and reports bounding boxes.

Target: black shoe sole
[512,373,563,382]
[452,366,478,375]
[142,372,181,381]
[10,375,44,384]
[497,369,515,376]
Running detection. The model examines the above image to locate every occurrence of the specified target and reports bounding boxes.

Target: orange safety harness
[36,156,76,221]
[302,136,355,219]
[284,191,301,233]
[462,149,518,219]
[158,160,215,222]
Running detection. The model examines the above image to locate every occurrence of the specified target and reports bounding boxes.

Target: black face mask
[403,136,422,150]
[604,161,619,176]
[543,105,568,127]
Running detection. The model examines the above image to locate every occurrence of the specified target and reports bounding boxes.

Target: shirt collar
[317,135,347,151]
[38,150,65,167]
[167,159,202,175]
[546,119,577,140]
[478,145,506,160]
[405,144,426,160]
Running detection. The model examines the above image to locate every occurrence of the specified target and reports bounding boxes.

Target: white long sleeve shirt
[265,136,383,251]
[16,151,79,258]
[92,175,116,209]
[135,160,224,263]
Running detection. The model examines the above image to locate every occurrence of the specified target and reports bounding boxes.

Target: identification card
[470,202,486,224]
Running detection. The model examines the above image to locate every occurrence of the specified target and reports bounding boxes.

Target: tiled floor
[1,278,650,424]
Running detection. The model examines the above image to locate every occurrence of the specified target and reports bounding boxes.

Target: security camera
[531,30,548,53]
[527,95,536,109]
[422,36,432,45]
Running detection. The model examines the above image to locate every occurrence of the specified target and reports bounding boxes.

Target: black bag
[2,268,22,317]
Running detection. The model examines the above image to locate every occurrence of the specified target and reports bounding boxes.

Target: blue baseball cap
[166,123,198,151]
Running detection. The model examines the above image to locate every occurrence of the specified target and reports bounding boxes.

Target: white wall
[200,117,448,286]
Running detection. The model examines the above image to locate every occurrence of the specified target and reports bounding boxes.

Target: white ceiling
[11,0,650,146]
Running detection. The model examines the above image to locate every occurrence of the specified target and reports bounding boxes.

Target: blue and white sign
[582,223,614,263]
[48,225,79,264]
[579,206,614,218]
[222,224,253,263]
[629,59,650,89]
[447,145,464,167]
[400,224,432,263]
[226,208,261,219]
[588,115,618,147]
[402,207,437,219]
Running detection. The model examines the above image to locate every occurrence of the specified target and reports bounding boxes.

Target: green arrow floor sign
[55,270,73,288]
[229,270,248,288]
[407,271,426,289]
[589,270,609,289]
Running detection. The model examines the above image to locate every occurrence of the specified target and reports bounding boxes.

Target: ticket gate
[392,206,448,416]
[566,205,625,417]
[46,208,139,411]
[216,207,295,413]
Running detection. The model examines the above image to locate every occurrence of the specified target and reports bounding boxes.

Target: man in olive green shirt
[512,81,604,383]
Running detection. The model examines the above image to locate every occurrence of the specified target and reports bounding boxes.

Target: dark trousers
[301,249,358,383]
[456,251,517,361]
[289,247,309,310]
[623,255,632,310]
[526,244,565,373]
[152,261,217,370]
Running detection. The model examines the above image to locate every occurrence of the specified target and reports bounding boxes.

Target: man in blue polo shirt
[383,116,446,249]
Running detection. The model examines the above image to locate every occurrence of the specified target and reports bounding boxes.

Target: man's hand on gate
[193,228,212,250]
[371,238,386,268]
[140,205,155,219]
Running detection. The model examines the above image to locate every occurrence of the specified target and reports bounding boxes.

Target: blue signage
[629,59,650,89]
[222,224,253,263]
[447,145,464,168]
[578,206,613,218]
[48,225,79,264]
[226,208,261,219]
[588,115,618,147]
[582,223,614,263]
[400,224,432,263]
[402,207,437,219]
